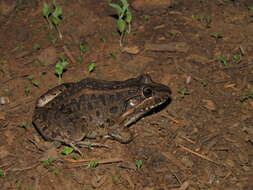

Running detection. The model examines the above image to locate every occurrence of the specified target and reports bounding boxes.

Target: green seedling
[0,66,4,73]
[3,88,12,96]
[170,31,178,36]
[77,56,83,63]
[61,146,74,155]
[247,5,253,10]
[178,88,190,99]
[211,32,223,39]
[55,56,69,84]
[39,71,46,76]
[232,54,241,64]
[33,43,41,50]
[217,56,228,66]
[100,36,107,42]
[135,160,143,169]
[43,1,63,39]
[52,168,60,176]
[0,169,5,177]
[88,160,99,168]
[43,2,51,28]
[112,176,119,183]
[143,15,149,21]
[42,157,55,168]
[16,183,21,189]
[88,63,96,73]
[27,75,40,88]
[79,43,89,55]
[240,89,253,102]
[19,121,30,128]
[109,0,132,46]
[109,51,117,59]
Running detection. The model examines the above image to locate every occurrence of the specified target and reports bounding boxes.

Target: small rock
[122,45,141,54]
[0,96,10,105]
[132,0,174,12]
[37,47,57,65]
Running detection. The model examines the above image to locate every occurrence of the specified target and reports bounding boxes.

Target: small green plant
[42,157,55,168]
[247,5,253,10]
[232,54,241,64]
[108,0,132,46]
[143,15,149,21]
[240,89,253,102]
[0,169,5,177]
[16,183,21,189]
[61,146,74,155]
[39,71,46,76]
[88,160,99,168]
[3,88,12,96]
[135,160,143,169]
[55,56,69,84]
[211,32,223,39]
[178,88,190,99]
[0,66,4,73]
[33,43,41,50]
[112,176,119,183]
[217,56,228,66]
[52,168,60,175]
[27,75,40,88]
[170,31,178,37]
[88,63,96,73]
[19,121,30,128]
[42,1,63,39]
[79,43,89,55]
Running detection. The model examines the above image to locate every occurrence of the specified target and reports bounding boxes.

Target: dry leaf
[202,99,216,111]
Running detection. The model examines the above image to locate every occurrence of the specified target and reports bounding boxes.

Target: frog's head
[120,74,171,126]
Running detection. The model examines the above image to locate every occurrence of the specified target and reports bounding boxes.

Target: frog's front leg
[107,124,136,143]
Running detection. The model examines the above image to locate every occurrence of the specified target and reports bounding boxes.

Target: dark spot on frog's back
[96,110,100,117]
[110,106,118,113]
[87,102,93,110]
[98,94,106,105]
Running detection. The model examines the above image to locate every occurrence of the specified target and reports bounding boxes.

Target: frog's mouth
[121,95,171,127]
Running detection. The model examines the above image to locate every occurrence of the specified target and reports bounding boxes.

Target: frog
[32,74,171,154]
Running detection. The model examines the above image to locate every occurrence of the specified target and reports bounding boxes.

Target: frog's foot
[55,138,83,155]
[69,142,83,156]
[108,128,136,144]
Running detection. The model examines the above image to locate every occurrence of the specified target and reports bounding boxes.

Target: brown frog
[32,74,171,154]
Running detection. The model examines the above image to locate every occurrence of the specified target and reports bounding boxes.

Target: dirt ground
[0,0,253,189]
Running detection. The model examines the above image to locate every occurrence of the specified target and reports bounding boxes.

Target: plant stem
[55,25,63,39]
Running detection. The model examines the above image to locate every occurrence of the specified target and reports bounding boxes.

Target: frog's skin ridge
[32,74,171,154]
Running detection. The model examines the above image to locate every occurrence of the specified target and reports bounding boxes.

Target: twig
[178,144,223,166]
[178,180,191,190]
[63,45,77,64]
[65,157,123,167]
[7,163,39,172]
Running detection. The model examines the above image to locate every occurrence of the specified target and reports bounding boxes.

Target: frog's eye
[143,87,153,98]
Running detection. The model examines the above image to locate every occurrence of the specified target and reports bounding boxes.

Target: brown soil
[0,0,253,189]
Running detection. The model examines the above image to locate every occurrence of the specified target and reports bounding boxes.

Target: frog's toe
[69,142,83,156]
